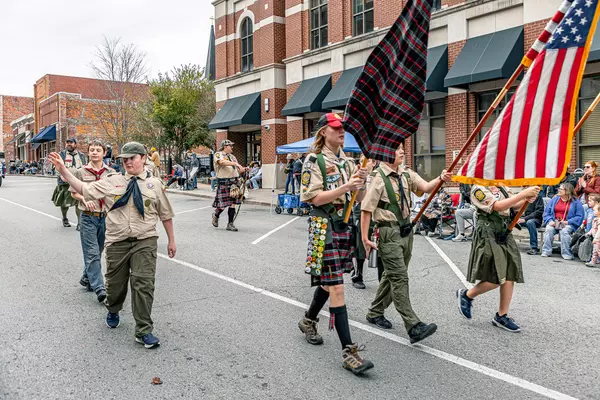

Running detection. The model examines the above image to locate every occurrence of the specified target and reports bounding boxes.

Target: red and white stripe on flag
[455,0,600,187]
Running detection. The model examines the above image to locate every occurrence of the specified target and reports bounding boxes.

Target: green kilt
[467,213,524,284]
[51,183,77,208]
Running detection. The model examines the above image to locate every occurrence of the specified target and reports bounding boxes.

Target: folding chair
[437,194,460,238]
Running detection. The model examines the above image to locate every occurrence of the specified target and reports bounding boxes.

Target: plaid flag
[343,0,433,163]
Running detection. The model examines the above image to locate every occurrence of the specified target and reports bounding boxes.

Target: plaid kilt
[51,183,77,208]
[212,178,242,209]
[310,227,354,287]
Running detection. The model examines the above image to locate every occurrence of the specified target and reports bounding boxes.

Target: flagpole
[507,90,600,230]
[343,157,369,223]
[412,1,571,225]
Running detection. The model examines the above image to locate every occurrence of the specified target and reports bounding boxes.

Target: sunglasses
[584,165,592,168]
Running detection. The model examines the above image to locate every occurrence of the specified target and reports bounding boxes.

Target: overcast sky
[0,0,213,97]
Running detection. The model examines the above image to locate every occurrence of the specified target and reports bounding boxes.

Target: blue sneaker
[106,312,120,329]
[456,289,472,320]
[135,333,161,349]
[492,313,521,333]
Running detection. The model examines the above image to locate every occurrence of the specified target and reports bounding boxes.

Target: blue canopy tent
[271,132,361,212]
[276,132,360,154]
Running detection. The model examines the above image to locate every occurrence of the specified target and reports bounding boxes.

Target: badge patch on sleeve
[395,193,401,202]
[302,171,311,185]
[474,189,486,202]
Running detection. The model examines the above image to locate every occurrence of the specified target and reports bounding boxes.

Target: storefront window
[352,0,373,36]
[477,89,515,139]
[246,132,261,165]
[310,0,328,49]
[432,0,442,11]
[414,100,446,181]
[241,18,254,73]
[578,77,600,165]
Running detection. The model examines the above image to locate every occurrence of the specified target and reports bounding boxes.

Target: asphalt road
[0,176,598,400]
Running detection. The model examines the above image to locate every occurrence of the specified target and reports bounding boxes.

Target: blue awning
[31,143,41,151]
[276,132,360,154]
[31,125,57,143]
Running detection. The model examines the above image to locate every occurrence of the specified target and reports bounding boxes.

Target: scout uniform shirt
[300,146,356,205]
[470,185,511,216]
[82,171,175,247]
[70,164,115,212]
[144,157,160,178]
[361,163,425,222]
[214,151,240,179]
[59,151,86,184]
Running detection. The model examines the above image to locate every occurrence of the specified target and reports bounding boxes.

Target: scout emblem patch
[474,189,486,202]
[302,171,311,185]
[147,183,154,189]
[144,199,151,207]
[395,193,401,202]
[306,216,329,276]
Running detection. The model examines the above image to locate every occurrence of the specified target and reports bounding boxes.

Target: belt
[82,211,106,218]
[376,221,402,228]
[123,237,138,242]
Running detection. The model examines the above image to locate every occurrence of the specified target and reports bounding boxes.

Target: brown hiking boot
[226,222,238,231]
[298,316,323,345]
[342,344,374,375]
[212,213,218,227]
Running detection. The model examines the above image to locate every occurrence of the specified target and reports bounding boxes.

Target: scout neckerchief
[377,166,409,224]
[62,150,84,169]
[110,171,149,218]
[84,164,108,210]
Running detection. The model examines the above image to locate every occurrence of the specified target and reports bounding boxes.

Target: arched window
[241,18,254,72]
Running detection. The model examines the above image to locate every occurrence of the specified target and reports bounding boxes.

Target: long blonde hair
[310,127,327,154]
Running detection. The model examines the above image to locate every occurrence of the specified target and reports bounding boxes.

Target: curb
[166,188,274,207]
[5,174,56,180]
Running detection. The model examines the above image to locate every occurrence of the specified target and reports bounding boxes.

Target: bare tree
[89,36,149,150]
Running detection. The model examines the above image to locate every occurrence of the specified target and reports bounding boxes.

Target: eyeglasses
[584,165,592,168]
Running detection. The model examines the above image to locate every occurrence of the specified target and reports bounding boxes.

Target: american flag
[455,0,600,186]
[343,0,432,163]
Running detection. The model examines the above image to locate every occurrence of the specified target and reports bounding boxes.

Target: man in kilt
[298,113,373,375]
[457,184,540,333]
[51,138,87,228]
[212,140,247,232]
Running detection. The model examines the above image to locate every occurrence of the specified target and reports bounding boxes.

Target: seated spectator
[453,183,478,242]
[541,183,585,260]
[421,188,453,237]
[583,193,600,233]
[575,161,600,205]
[166,165,185,187]
[249,162,262,190]
[585,204,600,268]
[518,192,544,255]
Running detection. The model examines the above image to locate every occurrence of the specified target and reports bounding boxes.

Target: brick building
[9,114,35,162]
[210,0,600,187]
[0,96,34,162]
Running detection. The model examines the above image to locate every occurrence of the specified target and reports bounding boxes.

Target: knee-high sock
[61,206,68,220]
[330,305,352,348]
[215,208,223,217]
[228,207,235,223]
[305,286,329,320]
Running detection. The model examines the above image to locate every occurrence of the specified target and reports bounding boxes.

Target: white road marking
[251,216,300,245]
[1,199,579,400]
[425,236,473,289]
[158,253,576,400]
[175,206,211,215]
[0,197,62,221]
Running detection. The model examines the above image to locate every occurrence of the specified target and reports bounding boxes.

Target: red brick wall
[1,96,34,161]
[261,88,287,120]
[442,0,464,6]
[286,12,304,58]
[262,123,287,164]
[448,40,466,69]
[254,23,286,67]
[524,19,547,52]
[374,0,404,30]
[216,43,228,80]
[332,71,343,86]
[287,119,304,143]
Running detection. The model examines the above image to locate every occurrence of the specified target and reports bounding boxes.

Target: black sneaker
[63,218,71,227]
[298,316,323,345]
[526,248,539,255]
[106,312,120,329]
[456,289,473,320]
[408,322,437,344]
[342,344,374,375]
[79,277,92,291]
[492,313,521,333]
[366,315,393,329]
[96,289,107,303]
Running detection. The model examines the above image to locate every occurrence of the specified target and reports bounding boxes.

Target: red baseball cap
[315,113,343,131]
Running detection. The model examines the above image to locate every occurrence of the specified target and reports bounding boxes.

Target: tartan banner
[343,0,433,163]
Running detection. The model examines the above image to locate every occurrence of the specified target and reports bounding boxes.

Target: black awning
[426,45,448,92]
[444,26,524,88]
[208,93,261,129]
[322,67,362,110]
[31,125,56,143]
[589,25,600,62]
[282,75,332,116]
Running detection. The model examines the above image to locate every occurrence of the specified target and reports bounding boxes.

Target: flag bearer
[456,184,540,332]
[49,142,176,349]
[297,113,374,375]
[361,142,451,342]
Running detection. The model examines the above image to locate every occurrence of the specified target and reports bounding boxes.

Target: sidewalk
[167,184,277,207]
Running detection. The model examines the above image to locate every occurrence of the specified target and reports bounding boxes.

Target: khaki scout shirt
[70,163,115,212]
[144,158,161,178]
[470,185,511,216]
[82,171,175,247]
[214,151,239,179]
[361,163,426,222]
[300,146,356,204]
